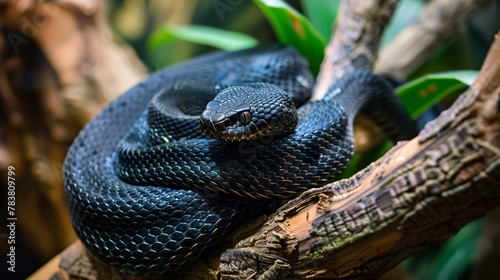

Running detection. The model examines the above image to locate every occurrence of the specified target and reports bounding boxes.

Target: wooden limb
[312,0,401,154]
[218,32,500,280]
[375,0,497,80]
[312,0,399,100]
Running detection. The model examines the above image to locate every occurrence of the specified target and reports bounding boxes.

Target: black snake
[64,46,417,275]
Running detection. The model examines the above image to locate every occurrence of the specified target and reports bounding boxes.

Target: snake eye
[239,111,252,125]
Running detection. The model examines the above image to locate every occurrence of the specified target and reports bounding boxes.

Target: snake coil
[64,46,417,275]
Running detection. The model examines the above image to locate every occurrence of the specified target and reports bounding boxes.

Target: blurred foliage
[397,70,478,119]
[252,0,326,75]
[107,1,500,279]
[148,25,258,51]
[109,0,278,71]
[301,0,340,41]
[399,218,484,280]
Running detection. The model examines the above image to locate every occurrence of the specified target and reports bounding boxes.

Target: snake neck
[324,70,419,142]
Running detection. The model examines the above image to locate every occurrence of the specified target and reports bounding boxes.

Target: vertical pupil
[240,112,251,125]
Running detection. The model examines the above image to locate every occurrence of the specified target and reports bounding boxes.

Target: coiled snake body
[64,46,416,275]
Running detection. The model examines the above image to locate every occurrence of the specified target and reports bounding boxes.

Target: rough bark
[217,0,500,278]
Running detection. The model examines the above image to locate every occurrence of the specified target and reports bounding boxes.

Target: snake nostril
[224,119,233,127]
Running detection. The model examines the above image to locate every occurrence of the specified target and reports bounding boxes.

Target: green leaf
[396,70,478,119]
[148,25,259,51]
[253,0,326,75]
[300,0,340,41]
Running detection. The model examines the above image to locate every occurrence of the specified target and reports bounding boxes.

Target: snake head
[200,83,298,142]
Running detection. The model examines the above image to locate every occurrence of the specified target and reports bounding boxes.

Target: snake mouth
[200,109,224,138]
[200,119,218,139]
[201,113,269,143]
[200,115,245,141]
[200,103,254,142]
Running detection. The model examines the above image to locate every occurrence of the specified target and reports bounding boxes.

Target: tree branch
[313,0,399,100]
[313,0,401,154]
[375,0,497,80]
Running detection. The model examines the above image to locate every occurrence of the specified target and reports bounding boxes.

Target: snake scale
[64,46,417,275]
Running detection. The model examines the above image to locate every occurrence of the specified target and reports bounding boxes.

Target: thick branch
[375,0,497,80]
[219,32,500,280]
[313,0,401,154]
[313,0,399,100]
